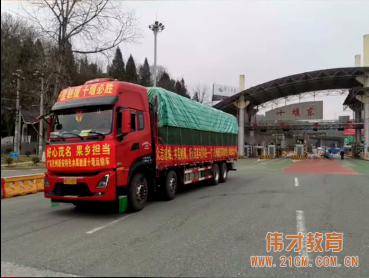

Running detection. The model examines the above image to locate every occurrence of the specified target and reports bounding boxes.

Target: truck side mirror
[122,109,131,134]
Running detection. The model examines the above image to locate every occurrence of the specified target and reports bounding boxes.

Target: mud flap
[118,196,127,213]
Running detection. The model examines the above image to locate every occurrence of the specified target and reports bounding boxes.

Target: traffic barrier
[1,178,4,199]
[3,174,45,198]
[292,155,306,160]
[260,154,273,159]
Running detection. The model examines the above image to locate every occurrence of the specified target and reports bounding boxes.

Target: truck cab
[44,79,154,211]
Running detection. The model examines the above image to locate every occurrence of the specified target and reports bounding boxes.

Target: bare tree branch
[20,0,142,102]
[192,83,209,103]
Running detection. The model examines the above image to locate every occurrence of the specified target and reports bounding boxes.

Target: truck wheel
[162,170,177,201]
[211,164,220,185]
[219,162,228,183]
[128,173,148,212]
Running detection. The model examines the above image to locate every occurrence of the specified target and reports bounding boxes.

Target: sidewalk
[1,161,33,167]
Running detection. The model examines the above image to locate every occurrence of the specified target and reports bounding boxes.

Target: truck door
[116,108,152,186]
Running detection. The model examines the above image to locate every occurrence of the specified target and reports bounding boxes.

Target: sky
[2,0,368,119]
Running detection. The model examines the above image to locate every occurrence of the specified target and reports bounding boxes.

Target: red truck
[43,78,238,212]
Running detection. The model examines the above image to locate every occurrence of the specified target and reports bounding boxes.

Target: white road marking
[86,214,133,234]
[86,203,158,234]
[86,226,107,234]
[296,210,309,260]
[1,261,81,277]
[294,177,299,187]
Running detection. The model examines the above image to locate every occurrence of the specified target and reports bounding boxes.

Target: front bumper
[44,170,116,202]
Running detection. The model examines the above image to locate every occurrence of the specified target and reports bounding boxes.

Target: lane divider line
[296,210,309,261]
[294,177,299,187]
[86,214,133,234]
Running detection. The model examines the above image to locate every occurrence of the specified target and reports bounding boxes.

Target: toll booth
[244,145,252,158]
[295,144,305,156]
[267,145,276,159]
[276,146,283,157]
[292,144,306,160]
[254,146,265,157]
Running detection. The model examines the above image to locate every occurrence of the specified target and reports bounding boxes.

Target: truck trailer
[43,78,238,212]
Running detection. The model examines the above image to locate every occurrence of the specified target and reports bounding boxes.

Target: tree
[175,80,182,95]
[24,0,142,102]
[176,78,190,98]
[125,54,138,83]
[108,47,125,80]
[192,83,209,103]
[158,71,173,91]
[138,58,152,86]
[150,64,167,86]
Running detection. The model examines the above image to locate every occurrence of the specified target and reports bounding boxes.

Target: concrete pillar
[363,34,369,159]
[354,105,361,143]
[247,108,257,145]
[364,100,369,158]
[364,34,369,66]
[354,106,362,143]
[237,75,247,158]
[355,55,361,67]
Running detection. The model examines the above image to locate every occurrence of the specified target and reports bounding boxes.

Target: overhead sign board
[265,101,323,121]
[212,84,238,101]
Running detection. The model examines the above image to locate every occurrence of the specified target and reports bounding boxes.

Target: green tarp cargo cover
[147,88,238,134]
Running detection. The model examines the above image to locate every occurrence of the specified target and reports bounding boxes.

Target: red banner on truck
[57,82,116,103]
[156,144,237,165]
[46,142,115,170]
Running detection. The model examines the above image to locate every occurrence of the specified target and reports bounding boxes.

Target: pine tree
[125,54,138,83]
[138,58,152,86]
[108,47,125,80]
[180,78,190,98]
[158,71,172,90]
[175,80,182,95]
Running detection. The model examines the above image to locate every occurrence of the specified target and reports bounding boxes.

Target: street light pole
[149,21,165,87]
[153,31,158,86]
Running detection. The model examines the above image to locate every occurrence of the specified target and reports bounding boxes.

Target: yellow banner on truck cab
[57,82,116,103]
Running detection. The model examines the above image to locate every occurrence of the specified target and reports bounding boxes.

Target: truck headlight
[96,174,110,189]
[44,176,50,188]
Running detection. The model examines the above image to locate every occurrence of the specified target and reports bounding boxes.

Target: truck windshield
[51,106,113,138]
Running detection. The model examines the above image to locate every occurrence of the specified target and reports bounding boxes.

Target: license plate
[64,178,77,185]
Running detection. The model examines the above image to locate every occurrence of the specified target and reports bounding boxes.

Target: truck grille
[53,183,93,197]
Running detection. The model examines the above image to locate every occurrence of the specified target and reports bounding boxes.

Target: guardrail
[1,174,45,199]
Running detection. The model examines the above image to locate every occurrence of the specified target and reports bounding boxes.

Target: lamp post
[149,21,165,86]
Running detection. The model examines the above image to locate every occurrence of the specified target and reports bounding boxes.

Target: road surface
[1,168,46,178]
[1,157,368,277]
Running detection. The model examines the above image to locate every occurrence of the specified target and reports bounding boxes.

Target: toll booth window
[131,111,136,132]
[138,111,144,131]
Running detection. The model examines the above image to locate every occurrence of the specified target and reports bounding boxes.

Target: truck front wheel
[162,170,177,201]
[211,164,220,185]
[128,173,148,212]
[219,162,228,183]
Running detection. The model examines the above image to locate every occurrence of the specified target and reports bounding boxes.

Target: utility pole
[39,74,45,159]
[34,70,45,159]
[12,69,23,154]
[149,21,165,86]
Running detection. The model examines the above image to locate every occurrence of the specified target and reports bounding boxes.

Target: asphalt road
[1,168,46,178]
[1,157,368,277]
